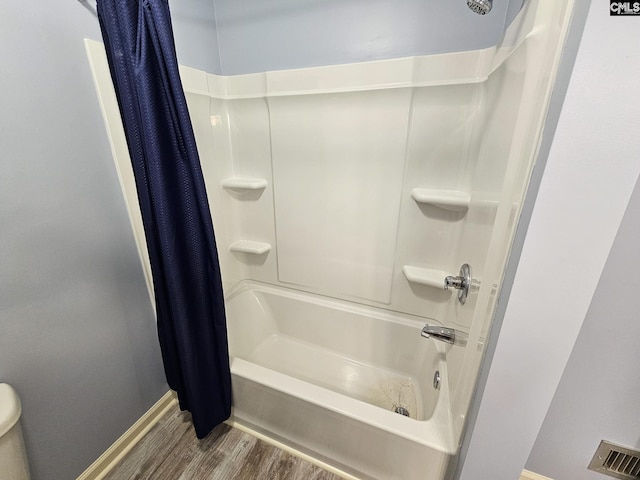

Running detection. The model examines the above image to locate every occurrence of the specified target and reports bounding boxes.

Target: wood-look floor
[104,404,344,480]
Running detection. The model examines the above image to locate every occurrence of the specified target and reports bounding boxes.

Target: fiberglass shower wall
[208,81,482,314]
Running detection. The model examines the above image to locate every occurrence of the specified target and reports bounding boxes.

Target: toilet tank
[0,384,30,480]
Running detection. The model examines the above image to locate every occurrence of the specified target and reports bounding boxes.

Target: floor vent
[588,440,640,479]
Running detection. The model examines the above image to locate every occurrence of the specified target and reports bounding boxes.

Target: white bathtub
[226,282,456,480]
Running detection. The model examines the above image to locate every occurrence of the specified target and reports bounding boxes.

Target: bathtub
[225,282,456,480]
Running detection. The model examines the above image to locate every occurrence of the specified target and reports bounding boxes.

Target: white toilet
[0,384,30,480]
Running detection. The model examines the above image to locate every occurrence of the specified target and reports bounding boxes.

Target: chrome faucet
[421,324,456,345]
[444,275,467,290]
[445,263,472,305]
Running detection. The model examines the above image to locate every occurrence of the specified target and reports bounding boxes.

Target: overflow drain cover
[394,406,410,417]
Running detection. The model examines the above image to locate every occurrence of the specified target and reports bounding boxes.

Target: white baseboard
[76,391,177,480]
[520,470,554,480]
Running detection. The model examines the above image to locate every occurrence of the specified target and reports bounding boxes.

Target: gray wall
[172,0,222,73]
[0,1,218,479]
[213,0,525,75]
[520,13,640,472]
[525,181,640,476]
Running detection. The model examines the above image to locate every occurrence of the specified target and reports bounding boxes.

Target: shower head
[467,0,492,15]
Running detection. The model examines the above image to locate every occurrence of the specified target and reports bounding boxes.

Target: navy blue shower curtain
[96,0,232,438]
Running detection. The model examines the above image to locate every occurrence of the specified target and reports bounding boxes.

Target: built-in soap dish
[411,188,470,212]
[221,177,267,192]
[402,266,449,290]
[229,240,271,255]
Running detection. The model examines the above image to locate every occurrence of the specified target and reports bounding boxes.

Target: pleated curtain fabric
[96,0,232,438]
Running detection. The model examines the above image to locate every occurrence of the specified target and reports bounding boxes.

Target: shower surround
[86,0,576,477]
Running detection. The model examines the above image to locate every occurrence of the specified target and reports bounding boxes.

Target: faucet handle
[445,264,472,305]
[444,275,466,290]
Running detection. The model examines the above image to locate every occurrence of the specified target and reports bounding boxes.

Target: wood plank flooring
[104,404,344,480]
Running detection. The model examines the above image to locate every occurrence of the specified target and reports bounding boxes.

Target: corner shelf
[411,188,470,212]
[402,266,450,290]
[229,240,272,255]
[221,177,268,191]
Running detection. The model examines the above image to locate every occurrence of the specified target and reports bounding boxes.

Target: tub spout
[421,324,456,344]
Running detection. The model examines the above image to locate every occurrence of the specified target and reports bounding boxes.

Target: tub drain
[394,406,410,417]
